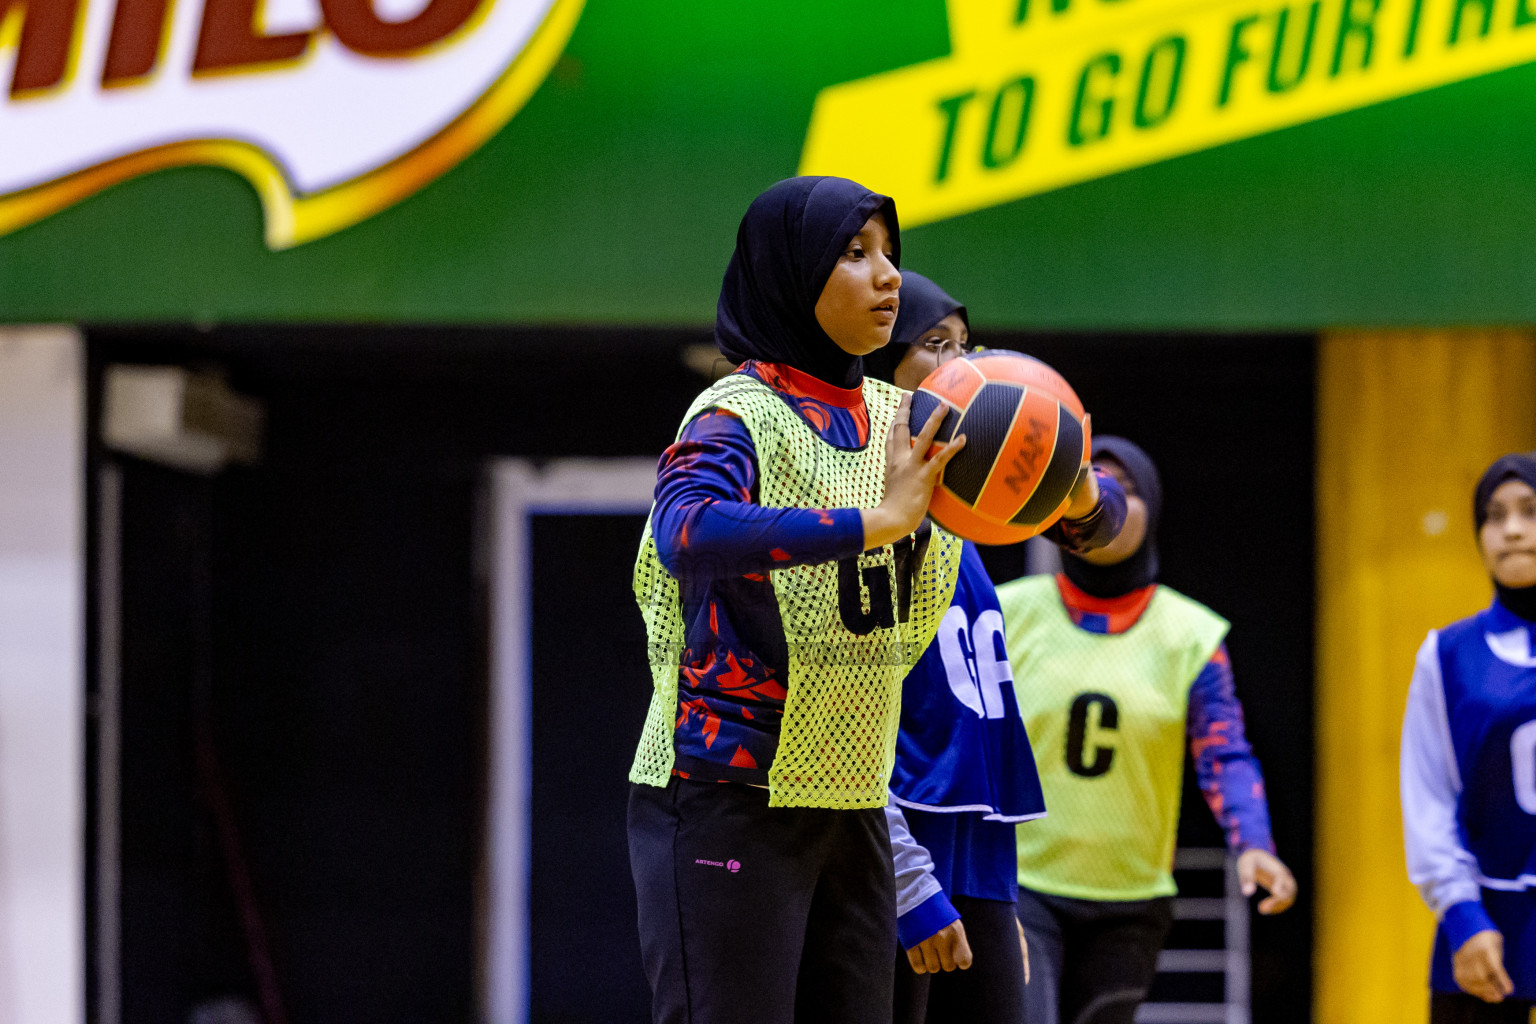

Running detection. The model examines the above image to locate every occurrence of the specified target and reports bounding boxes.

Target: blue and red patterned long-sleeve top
[1054,573,1275,854]
[651,361,869,783]
[650,359,1126,784]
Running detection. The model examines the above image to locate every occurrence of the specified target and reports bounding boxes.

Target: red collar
[750,361,865,409]
[1054,574,1155,634]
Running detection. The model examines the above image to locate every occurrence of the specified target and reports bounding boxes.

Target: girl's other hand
[905,919,974,974]
[1454,929,1515,1003]
[862,395,965,550]
[1062,415,1099,519]
[1237,848,1298,915]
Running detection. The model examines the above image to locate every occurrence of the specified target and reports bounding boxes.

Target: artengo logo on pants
[0,0,584,247]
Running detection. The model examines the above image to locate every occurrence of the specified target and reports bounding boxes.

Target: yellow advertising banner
[801,0,1536,225]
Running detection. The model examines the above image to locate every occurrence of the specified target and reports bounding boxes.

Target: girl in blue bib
[1403,451,1536,1023]
[862,272,1124,1024]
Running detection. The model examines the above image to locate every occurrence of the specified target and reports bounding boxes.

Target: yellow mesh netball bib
[996,575,1227,900]
[629,371,962,809]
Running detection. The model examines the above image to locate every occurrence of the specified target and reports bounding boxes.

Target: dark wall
[89,327,711,1024]
[110,464,221,1023]
[529,515,655,1022]
[89,326,1312,1024]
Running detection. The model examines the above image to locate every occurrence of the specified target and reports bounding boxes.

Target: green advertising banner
[1,0,1535,327]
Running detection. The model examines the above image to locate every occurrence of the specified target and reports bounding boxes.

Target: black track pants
[628,777,897,1024]
[1014,885,1173,1024]
[1430,991,1535,1024]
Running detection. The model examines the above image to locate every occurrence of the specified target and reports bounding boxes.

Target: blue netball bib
[1431,600,1536,997]
[1438,601,1536,886]
[889,542,1047,822]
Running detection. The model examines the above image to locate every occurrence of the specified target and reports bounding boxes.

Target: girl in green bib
[996,436,1298,1024]
[627,177,966,1024]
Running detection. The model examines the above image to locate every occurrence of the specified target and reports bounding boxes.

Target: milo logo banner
[801,0,1536,225]
[0,0,583,247]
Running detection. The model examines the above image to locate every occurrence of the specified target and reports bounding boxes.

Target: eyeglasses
[920,337,973,356]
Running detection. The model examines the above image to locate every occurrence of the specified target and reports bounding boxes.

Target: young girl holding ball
[626,177,964,1024]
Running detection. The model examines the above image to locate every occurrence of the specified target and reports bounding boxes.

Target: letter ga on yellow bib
[629,372,963,809]
[997,574,1227,900]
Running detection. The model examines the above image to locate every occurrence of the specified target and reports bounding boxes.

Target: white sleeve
[1401,630,1482,916]
[885,797,944,917]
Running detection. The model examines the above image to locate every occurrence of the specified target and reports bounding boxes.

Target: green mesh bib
[629,372,963,809]
[996,575,1228,900]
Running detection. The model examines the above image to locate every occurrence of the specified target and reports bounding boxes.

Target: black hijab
[861,271,967,385]
[1473,451,1536,621]
[715,176,899,389]
[1062,436,1163,598]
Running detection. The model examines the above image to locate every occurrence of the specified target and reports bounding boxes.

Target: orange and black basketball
[910,350,1090,545]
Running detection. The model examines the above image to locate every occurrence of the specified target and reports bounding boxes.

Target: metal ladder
[1134,848,1250,1024]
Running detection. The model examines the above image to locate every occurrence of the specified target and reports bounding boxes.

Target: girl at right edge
[1403,451,1536,1023]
